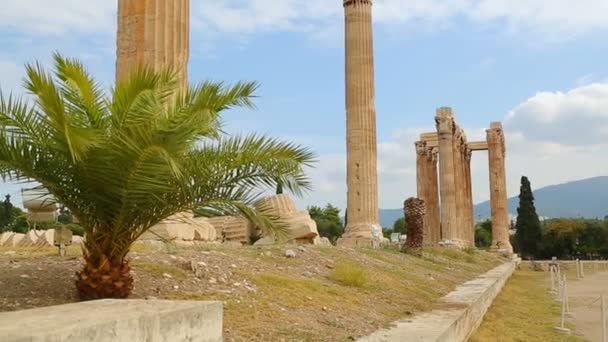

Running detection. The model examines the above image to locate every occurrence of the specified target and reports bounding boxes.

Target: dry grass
[470,263,588,342]
[133,261,189,280]
[330,261,369,288]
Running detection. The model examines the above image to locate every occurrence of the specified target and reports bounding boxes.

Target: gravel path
[568,269,608,342]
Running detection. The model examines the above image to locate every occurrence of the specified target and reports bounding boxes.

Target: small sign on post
[53,226,73,257]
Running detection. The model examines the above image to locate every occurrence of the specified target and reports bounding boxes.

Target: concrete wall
[0,299,222,342]
[359,260,518,342]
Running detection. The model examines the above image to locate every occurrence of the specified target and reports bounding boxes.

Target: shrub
[330,262,368,288]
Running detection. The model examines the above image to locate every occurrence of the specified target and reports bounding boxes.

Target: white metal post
[602,294,606,342]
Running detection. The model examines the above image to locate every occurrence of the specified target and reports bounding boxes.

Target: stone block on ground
[35,229,55,247]
[5,233,24,247]
[206,216,251,244]
[0,299,223,342]
[1,232,14,246]
[17,230,44,247]
[254,194,320,245]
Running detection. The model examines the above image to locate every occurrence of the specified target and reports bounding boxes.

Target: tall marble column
[428,148,441,245]
[453,129,466,245]
[416,142,440,246]
[436,108,458,244]
[338,0,381,246]
[464,149,475,245]
[116,0,190,87]
[487,122,513,252]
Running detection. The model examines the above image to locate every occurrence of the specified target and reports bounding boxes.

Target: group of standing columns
[416,108,513,252]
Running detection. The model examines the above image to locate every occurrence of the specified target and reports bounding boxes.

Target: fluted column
[116,0,190,87]
[428,148,441,245]
[338,0,380,246]
[487,122,513,252]
[453,128,466,245]
[416,142,440,246]
[436,108,458,245]
[464,149,475,245]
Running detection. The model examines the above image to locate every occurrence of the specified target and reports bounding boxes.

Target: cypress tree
[515,176,542,258]
[0,195,15,230]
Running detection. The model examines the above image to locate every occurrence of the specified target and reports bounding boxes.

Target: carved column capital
[435,107,455,134]
[415,141,428,156]
[344,0,372,6]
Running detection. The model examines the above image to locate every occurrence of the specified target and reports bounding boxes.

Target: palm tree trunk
[75,253,134,300]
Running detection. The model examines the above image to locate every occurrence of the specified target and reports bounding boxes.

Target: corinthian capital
[435,107,455,134]
[344,0,372,6]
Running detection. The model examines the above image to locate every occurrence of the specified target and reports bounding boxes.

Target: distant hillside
[378,176,608,226]
[474,176,608,219]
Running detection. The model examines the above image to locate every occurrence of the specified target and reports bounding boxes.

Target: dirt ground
[567,268,608,342]
[0,243,504,341]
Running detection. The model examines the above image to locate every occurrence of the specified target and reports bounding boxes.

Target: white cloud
[505,83,608,145]
[299,81,608,211]
[3,1,608,42]
[0,0,115,35]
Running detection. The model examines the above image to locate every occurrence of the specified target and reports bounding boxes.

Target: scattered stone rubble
[0,230,82,247]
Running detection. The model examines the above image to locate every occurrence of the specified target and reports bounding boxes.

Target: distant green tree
[0,195,15,230]
[475,219,492,248]
[515,176,542,258]
[58,206,73,224]
[392,217,407,234]
[308,204,344,244]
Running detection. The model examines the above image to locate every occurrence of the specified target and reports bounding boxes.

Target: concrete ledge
[359,261,517,342]
[0,299,222,342]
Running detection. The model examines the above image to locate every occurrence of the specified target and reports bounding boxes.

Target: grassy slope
[1,244,504,342]
[470,263,588,342]
[167,246,503,341]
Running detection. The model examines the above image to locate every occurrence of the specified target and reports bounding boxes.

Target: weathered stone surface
[35,229,55,247]
[487,122,513,253]
[17,230,44,247]
[359,261,517,342]
[403,198,425,254]
[416,141,440,246]
[206,216,252,244]
[0,299,223,342]
[339,0,380,245]
[116,0,190,88]
[192,218,218,241]
[254,194,320,244]
[0,232,14,246]
[6,233,24,247]
[435,108,458,245]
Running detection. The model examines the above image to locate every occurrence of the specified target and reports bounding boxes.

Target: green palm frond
[0,53,316,265]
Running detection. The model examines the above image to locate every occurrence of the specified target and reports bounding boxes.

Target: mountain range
[379,176,608,227]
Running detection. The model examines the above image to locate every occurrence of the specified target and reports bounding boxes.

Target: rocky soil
[0,244,505,341]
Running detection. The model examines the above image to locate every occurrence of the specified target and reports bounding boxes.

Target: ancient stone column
[464,149,475,245]
[416,142,439,246]
[428,148,441,245]
[338,0,381,246]
[436,108,458,245]
[453,128,466,245]
[116,0,190,87]
[487,122,513,252]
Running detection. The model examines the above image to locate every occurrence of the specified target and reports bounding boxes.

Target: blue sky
[2,0,608,211]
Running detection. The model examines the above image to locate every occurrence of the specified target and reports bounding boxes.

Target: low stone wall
[359,260,518,342]
[0,299,222,342]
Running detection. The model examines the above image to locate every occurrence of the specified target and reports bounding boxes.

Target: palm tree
[0,54,315,300]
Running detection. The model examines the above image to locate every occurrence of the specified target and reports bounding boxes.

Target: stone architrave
[436,108,458,245]
[116,0,190,87]
[416,141,440,246]
[338,0,381,246]
[487,122,513,252]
